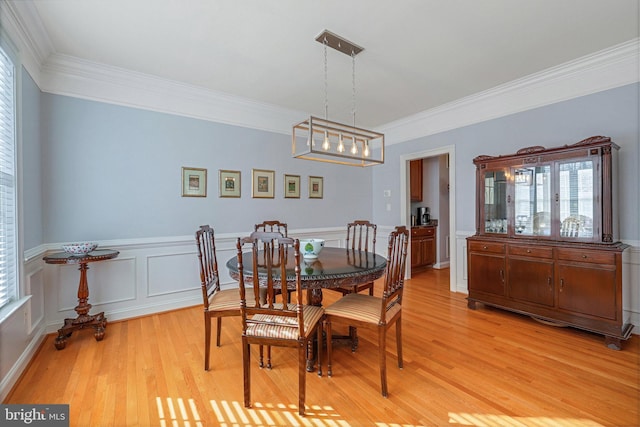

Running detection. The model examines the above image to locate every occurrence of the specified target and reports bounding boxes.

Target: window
[0,44,17,310]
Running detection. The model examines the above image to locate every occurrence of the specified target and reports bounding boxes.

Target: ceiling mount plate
[315,29,364,56]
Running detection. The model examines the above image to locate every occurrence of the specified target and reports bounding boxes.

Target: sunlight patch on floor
[209,400,348,426]
[448,412,605,426]
[156,397,203,427]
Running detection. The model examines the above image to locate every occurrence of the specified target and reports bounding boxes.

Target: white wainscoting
[35,227,350,333]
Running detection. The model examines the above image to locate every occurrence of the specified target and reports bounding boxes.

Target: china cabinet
[466,136,631,349]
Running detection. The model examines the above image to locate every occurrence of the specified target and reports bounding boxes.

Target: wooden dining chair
[196,225,257,371]
[324,225,409,397]
[236,232,324,416]
[327,220,377,296]
[254,220,289,303]
[254,220,288,236]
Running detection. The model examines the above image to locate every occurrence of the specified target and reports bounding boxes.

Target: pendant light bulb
[322,131,331,151]
[350,137,358,155]
[363,141,370,157]
[337,133,345,153]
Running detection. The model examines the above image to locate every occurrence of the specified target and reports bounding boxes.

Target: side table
[43,249,119,349]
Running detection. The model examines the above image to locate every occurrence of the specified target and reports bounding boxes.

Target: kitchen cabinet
[410,159,423,202]
[466,136,631,349]
[411,226,436,272]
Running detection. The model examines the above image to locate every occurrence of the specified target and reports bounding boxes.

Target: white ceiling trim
[37,38,640,142]
[380,38,640,145]
[1,0,53,85]
[5,1,640,142]
[39,53,305,135]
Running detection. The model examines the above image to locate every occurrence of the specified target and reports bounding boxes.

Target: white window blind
[0,45,17,310]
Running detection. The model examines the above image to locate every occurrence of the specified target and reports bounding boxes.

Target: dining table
[226,246,387,371]
[226,246,386,307]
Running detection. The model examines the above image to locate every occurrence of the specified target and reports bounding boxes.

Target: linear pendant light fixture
[292,30,384,167]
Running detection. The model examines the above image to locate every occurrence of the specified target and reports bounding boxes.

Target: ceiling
[19,0,640,128]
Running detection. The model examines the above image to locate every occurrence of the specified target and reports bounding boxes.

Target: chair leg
[379,328,388,398]
[316,324,323,377]
[243,339,251,408]
[326,320,333,377]
[298,344,306,416]
[349,326,358,352]
[396,317,403,369]
[368,283,374,296]
[259,345,264,368]
[204,315,211,371]
[266,345,272,369]
[216,317,222,347]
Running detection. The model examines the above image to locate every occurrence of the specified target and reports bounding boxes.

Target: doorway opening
[400,146,457,292]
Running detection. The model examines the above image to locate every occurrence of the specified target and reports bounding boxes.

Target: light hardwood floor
[5,268,639,426]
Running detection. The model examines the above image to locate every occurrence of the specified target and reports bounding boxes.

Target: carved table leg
[54,263,108,349]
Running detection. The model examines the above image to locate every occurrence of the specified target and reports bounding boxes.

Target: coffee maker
[417,207,430,225]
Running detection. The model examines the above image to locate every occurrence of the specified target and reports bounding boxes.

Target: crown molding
[379,38,640,145]
[39,53,305,135]
[5,2,639,141]
[1,1,54,86]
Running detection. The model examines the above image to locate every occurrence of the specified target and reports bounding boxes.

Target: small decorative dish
[299,239,324,258]
[62,242,98,256]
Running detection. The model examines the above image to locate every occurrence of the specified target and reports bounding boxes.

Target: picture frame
[308,176,323,199]
[219,170,241,198]
[284,174,301,198]
[181,167,207,197]
[252,169,275,198]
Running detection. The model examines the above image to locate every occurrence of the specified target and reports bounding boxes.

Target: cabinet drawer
[509,245,553,259]
[556,248,615,264]
[468,241,505,254]
[412,227,435,237]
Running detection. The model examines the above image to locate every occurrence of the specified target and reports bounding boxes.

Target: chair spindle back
[346,220,377,253]
[195,225,220,310]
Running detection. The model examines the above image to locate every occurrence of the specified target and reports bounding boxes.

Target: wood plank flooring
[4,268,639,426]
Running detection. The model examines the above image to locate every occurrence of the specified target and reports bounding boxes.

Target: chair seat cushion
[208,287,255,310]
[245,305,324,340]
[324,293,401,324]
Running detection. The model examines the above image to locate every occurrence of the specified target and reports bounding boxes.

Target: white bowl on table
[299,239,324,258]
[62,242,98,256]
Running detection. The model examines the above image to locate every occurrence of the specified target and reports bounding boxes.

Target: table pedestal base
[54,312,107,350]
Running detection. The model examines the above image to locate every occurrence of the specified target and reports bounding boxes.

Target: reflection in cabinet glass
[514,165,551,236]
[558,160,594,238]
[483,171,507,234]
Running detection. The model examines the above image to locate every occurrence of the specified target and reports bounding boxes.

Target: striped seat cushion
[208,287,256,310]
[324,293,401,324]
[245,305,324,339]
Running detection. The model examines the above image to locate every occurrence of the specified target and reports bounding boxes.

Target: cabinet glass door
[514,165,552,236]
[558,160,594,238]
[483,170,507,234]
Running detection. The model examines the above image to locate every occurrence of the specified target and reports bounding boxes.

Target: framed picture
[219,170,241,198]
[252,169,275,198]
[309,176,323,199]
[284,174,301,198]
[182,167,207,197]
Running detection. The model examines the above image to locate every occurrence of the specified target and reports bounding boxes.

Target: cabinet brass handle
[500,269,504,282]
[560,278,564,291]
[582,255,588,259]
[527,249,531,253]
[483,245,487,250]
